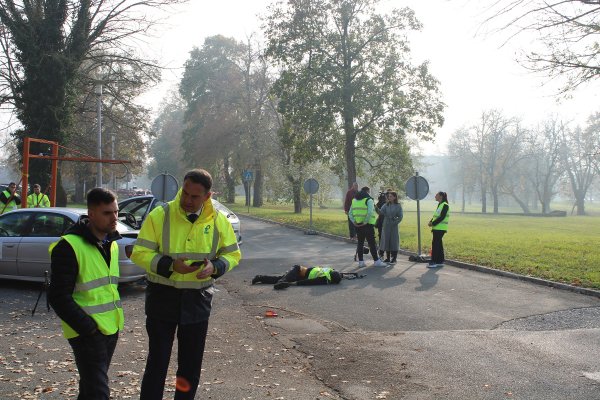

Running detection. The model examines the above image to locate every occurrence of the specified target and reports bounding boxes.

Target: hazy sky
[138,0,600,153]
[4,1,597,186]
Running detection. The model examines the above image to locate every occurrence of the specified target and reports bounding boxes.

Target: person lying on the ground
[252,265,342,290]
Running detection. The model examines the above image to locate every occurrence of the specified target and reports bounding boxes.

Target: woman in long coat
[379,191,403,264]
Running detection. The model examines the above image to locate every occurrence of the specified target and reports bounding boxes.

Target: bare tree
[482,0,600,94]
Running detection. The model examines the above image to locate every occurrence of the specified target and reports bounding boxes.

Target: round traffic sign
[405,176,429,200]
[151,173,179,202]
[303,178,319,194]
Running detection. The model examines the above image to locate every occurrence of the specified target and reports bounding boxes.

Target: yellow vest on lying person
[351,197,377,225]
[307,266,334,281]
[131,191,241,289]
[49,234,124,339]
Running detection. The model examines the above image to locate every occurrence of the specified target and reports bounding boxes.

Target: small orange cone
[265,310,278,317]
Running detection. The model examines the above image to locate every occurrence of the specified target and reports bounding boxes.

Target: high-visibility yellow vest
[49,234,124,339]
[131,191,241,289]
[27,193,50,208]
[307,266,333,281]
[351,198,377,225]
[431,201,449,231]
[1,190,17,213]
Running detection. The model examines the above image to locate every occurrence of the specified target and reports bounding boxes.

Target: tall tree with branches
[0,0,183,201]
[264,0,444,188]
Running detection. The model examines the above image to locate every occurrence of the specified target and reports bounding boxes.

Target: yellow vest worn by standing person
[431,201,449,231]
[49,234,124,339]
[27,193,50,208]
[351,197,377,225]
[1,190,17,213]
[131,190,241,289]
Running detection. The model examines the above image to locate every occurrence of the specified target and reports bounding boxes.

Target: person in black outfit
[48,188,123,400]
[252,265,342,289]
[0,181,21,213]
[427,191,450,268]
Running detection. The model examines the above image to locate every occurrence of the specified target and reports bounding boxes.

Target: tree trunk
[223,157,235,203]
[252,162,263,207]
[481,186,487,213]
[508,192,531,214]
[287,174,302,213]
[574,191,586,215]
[492,185,499,214]
[243,181,250,207]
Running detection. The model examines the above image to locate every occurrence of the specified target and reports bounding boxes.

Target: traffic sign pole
[415,172,422,256]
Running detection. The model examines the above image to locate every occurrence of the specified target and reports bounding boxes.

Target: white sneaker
[373,259,387,267]
[358,261,367,268]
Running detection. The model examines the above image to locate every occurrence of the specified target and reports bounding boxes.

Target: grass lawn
[227,200,600,289]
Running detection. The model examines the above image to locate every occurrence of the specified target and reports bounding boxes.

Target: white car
[118,195,242,244]
[0,208,145,283]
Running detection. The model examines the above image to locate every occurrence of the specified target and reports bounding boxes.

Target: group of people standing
[344,183,449,269]
[48,169,242,400]
[0,182,51,214]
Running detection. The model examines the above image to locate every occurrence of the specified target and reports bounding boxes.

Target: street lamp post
[95,83,103,187]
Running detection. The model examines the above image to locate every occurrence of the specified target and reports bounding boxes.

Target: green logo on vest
[204,226,211,234]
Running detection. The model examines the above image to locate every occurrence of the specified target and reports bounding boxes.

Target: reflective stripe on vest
[431,202,449,231]
[351,198,376,225]
[144,202,221,289]
[49,234,124,339]
[307,266,333,281]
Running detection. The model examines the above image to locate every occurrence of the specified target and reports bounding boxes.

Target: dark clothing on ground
[140,317,209,400]
[356,224,379,262]
[431,230,446,264]
[69,332,118,400]
[253,265,330,286]
[48,219,121,337]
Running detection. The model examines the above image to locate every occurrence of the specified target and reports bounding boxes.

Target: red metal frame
[22,137,131,207]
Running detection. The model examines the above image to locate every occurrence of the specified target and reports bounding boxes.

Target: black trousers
[68,332,119,400]
[431,230,446,264]
[254,265,302,284]
[347,216,356,238]
[356,224,379,261]
[140,317,209,400]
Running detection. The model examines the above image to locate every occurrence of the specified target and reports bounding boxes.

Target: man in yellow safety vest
[27,184,51,207]
[349,186,387,268]
[48,188,123,400]
[0,181,21,213]
[252,264,343,289]
[131,168,241,400]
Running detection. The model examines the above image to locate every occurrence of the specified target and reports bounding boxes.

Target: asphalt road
[0,216,598,399]
[222,217,600,399]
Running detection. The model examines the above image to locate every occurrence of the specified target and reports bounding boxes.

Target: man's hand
[172,258,200,274]
[427,221,433,227]
[196,258,214,279]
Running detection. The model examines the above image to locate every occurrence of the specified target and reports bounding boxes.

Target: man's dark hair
[87,188,117,207]
[360,186,370,193]
[184,169,213,191]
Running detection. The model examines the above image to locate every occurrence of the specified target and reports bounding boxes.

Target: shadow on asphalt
[415,266,444,292]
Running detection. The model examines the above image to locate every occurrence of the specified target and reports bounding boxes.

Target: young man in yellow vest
[252,264,342,289]
[48,188,123,400]
[0,181,21,213]
[349,186,387,268]
[27,184,51,208]
[131,169,241,400]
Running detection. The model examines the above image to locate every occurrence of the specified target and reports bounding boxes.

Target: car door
[18,212,75,280]
[0,212,32,278]
[119,197,153,229]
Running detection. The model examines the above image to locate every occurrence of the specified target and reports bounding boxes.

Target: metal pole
[111,132,115,190]
[309,193,313,231]
[415,172,422,256]
[95,83,103,187]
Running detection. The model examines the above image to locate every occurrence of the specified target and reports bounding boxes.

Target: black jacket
[48,218,121,337]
